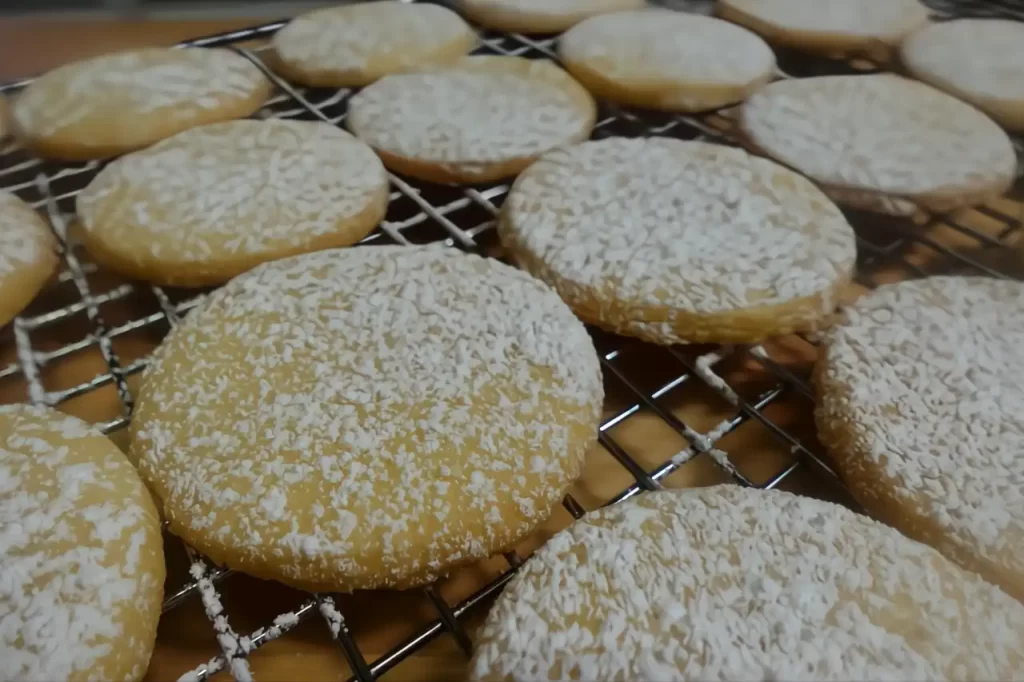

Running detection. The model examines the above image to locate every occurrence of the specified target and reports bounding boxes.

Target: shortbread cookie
[271,1,476,88]
[500,138,856,344]
[559,10,775,112]
[131,246,603,592]
[817,276,1024,602]
[471,485,1024,681]
[0,191,58,327]
[12,47,271,161]
[901,19,1024,132]
[741,74,1017,215]
[346,56,596,184]
[717,0,929,60]
[459,0,645,34]
[76,119,388,287]
[0,404,165,682]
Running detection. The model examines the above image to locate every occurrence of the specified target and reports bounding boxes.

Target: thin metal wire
[1,6,1022,681]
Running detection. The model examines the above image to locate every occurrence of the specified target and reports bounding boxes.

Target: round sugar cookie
[131,246,603,592]
[816,276,1024,602]
[76,119,389,287]
[12,47,271,161]
[0,404,165,682]
[499,138,856,345]
[271,2,476,88]
[558,10,775,112]
[470,485,1024,681]
[901,19,1024,133]
[0,191,58,327]
[459,0,645,34]
[346,56,596,184]
[740,74,1017,215]
[717,0,929,60]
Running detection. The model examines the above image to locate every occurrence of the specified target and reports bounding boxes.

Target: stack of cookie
[3,1,1024,681]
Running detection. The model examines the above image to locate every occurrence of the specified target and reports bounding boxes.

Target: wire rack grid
[1,3,1023,681]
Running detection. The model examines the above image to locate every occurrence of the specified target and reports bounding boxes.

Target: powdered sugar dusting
[13,47,268,138]
[132,246,603,591]
[719,0,928,42]
[741,74,1017,205]
[346,56,595,177]
[0,404,164,681]
[465,0,642,21]
[901,19,1024,107]
[76,119,388,280]
[559,10,775,107]
[470,485,1024,681]
[817,276,1024,598]
[273,1,473,79]
[500,138,856,344]
[0,191,53,282]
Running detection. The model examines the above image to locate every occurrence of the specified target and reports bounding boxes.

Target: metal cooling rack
[1,2,1023,680]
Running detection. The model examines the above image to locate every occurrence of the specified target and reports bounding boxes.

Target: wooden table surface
[2,14,1022,682]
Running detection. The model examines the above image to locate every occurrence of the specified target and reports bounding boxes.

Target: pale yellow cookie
[131,246,603,592]
[559,10,775,112]
[271,1,476,88]
[471,485,1024,681]
[12,47,271,161]
[459,0,645,34]
[0,191,58,327]
[901,19,1024,132]
[76,119,389,287]
[816,276,1024,602]
[0,404,165,682]
[499,138,856,344]
[717,0,929,60]
[741,74,1017,215]
[346,56,596,184]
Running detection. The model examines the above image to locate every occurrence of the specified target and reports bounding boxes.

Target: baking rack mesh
[1,4,1023,681]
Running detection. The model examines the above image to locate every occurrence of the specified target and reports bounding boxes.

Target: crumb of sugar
[13,48,267,138]
[741,74,1017,199]
[500,138,856,344]
[818,276,1024,583]
[346,57,593,170]
[132,245,604,590]
[470,484,1024,681]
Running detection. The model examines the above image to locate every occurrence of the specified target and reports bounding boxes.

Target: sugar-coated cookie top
[0,191,53,283]
[820,276,1024,579]
[347,56,595,168]
[0,404,164,682]
[471,485,1024,681]
[720,0,928,39]
[560,10,775,86]
[502,138,855,319]
[901,19,1024,101]
[13,48,268,138]
[77,119,387,262]
[132,246,603,589]
[273,1,474,75]
[464,0,642,19]
[741,74,1017,198]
